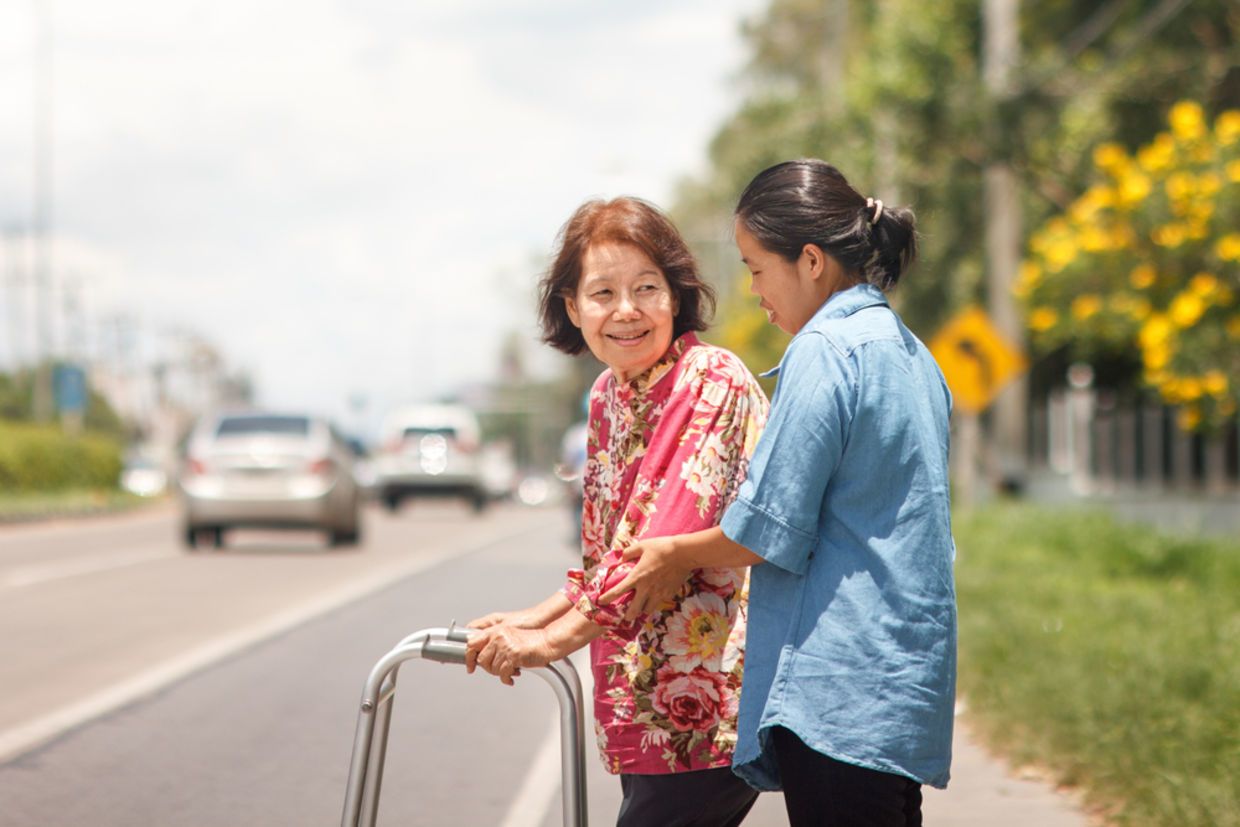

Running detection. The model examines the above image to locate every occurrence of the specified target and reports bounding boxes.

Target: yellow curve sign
[928,306,1027,414]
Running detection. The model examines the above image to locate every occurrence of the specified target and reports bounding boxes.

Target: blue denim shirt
[720,283,957,790]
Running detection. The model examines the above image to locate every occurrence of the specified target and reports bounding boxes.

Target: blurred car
[373,404,488,512]
[119,453,169,498]
[179,412,362,549]
[344,436,378,496]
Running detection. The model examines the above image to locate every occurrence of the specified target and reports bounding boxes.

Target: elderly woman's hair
[735,159,917,290]
[538,197,716,355]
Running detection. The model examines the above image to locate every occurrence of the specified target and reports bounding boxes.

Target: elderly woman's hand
[599,536,695,624]
[466,610,537,630]
[464,626,557,686]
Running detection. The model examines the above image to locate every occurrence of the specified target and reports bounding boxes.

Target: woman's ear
[564,294,582,328]
[799,243,827,281]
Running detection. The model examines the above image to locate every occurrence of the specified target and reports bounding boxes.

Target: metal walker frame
[341,624,588,827]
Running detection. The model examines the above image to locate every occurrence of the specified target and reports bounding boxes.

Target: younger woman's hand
[599,536,694,624]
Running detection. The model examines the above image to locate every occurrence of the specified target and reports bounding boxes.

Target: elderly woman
[465,197,768,827]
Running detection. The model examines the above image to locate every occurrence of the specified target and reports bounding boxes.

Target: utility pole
[820,0,849,117]
[31,0,55,422]
[983,0,1027,489]
[3,227,25,370]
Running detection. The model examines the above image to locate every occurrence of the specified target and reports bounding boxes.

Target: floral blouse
[562,332,768,775]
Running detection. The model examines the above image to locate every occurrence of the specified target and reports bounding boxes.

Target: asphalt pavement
[0,502,1091,826]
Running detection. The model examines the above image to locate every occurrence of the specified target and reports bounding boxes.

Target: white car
[179,412,362,549]
[373,404,488,512]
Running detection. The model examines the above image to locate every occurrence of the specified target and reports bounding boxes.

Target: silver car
[373,404,488,512]
[179,412,362,549]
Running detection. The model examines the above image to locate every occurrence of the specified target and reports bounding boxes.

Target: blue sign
[53,364,87,414]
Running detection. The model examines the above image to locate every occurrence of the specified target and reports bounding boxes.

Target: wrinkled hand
[598,537,694,624]
[464,626,556,686]
[465,610,539,630]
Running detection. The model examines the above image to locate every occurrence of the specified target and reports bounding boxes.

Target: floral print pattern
[562,332,768,774]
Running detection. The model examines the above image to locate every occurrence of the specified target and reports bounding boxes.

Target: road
[0,502,1085,826]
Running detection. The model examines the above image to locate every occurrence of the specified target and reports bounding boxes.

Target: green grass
[954,503,1240,826]
[0,488,155,522]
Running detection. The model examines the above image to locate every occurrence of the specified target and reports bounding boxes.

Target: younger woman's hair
[734,159,917,290]
[538,197,716,355]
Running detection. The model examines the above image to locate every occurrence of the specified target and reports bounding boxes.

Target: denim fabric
[720,283,957,790]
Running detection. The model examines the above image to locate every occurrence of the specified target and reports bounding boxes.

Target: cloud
[0,0,762,431]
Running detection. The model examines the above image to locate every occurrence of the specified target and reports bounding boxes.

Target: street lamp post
[31,0,56,422]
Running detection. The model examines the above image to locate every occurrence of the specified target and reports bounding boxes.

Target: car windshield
[402,427,456,440]
[216,415,310,437]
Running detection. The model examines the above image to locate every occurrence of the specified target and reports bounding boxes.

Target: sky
[0,0,763,435]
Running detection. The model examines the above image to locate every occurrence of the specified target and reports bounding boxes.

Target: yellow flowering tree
[1019,101,1240,430]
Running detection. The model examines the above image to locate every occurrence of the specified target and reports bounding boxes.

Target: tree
[1020,101,1240,429]
[674,0,1239,374]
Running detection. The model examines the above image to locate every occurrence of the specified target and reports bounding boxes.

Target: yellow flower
[1204,370,1229,397]
[1169,101,1206,142]
[1092,143,1129,172]
[1078,225,1111,252]
[1071,295,1102,321]
[1143,344,1171,370]
[1129,264,1156,290]
[1180,378,1205,402]
[1138,135,1176,174]
[1165,172,1195,202]
[1216,110,1240,145]
[1140,314,1173,348]
[1190,273,1221,297]
[1170,292,1206,327]
[1178,406,1202,430]
[1152,223,1187,248]
[1216,234,1240,262]
[1118,171,1151,205]
[1028,307,1058,332]
[1045,237,1078,272]
[1228,160,1240,183]
[1014,261,1041,298]
[1197,172,1221,198]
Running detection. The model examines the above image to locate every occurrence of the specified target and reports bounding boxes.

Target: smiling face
[565,242,679,382]
[734,218,852,335]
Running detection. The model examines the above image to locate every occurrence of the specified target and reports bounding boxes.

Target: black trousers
[771,727,922,827]
[617,766,759,827]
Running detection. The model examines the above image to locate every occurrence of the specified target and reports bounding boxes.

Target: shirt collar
[617,331,699,399]
[759,283,889,378]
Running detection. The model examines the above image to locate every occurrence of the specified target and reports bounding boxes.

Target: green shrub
[955,504,1240,826]
[0,419,123,493]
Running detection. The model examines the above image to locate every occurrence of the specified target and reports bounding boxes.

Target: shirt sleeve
[721,332,854,576]
[571,351,769,629]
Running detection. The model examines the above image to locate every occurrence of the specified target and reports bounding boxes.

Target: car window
[215,415,310,437]
[402,426,457,440]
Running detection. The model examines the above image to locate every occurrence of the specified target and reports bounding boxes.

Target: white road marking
[2,548,173,588]
[498,712,563,827]
[499,651,593,827]
[0,527,531,763]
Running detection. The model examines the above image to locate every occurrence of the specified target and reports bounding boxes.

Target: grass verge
[954,502,1240,826]
[0,489,157,523]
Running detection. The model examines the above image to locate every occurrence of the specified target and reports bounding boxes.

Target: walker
[341,623,588,827]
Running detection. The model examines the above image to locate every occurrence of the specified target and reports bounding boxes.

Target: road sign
[928,307,1027,415]
[53,364,87,415]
